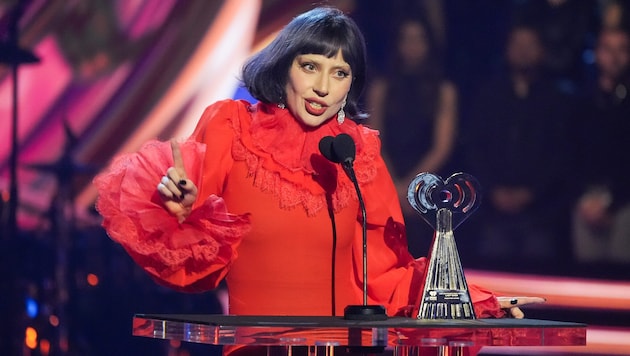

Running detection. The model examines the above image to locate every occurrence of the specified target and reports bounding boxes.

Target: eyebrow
[297,55,351,71]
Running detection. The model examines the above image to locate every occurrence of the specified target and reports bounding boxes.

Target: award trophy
[407,173,481,320]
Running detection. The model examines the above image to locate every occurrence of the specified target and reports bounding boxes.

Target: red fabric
[95,99,504,319]
[93,139,250,291]
[208,100,379,216]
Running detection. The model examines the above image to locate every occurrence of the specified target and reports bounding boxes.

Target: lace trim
[94,139,251,278]
[230,102,380,216]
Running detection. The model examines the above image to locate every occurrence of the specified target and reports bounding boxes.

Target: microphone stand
[341,161,387,321]
[319,134,387,321]
[341,161,387,356]
[346,164,368,304]
[0,1,40,354]
[0,0,39,238]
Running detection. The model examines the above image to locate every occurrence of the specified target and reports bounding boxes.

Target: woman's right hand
[157,140,199,223]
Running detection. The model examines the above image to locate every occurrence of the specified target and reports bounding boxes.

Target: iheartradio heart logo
[407,172,482,230]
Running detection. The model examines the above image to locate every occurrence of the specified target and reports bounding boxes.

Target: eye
[334,70,350,78]
[301,62,316,72]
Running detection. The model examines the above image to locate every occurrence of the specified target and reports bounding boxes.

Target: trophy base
[343,305,388,321]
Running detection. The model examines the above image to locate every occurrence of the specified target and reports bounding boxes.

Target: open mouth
[305,100,327,115]
[309,101,323,109]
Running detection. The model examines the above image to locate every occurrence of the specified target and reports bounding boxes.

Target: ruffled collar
[229,101,379,216]
[249,102,366,174]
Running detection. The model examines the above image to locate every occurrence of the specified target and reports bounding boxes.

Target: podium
[132,314,586,355]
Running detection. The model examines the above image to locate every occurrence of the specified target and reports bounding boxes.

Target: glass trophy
[407,173,482,320]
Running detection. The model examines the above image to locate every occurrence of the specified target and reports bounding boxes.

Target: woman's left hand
[497,296,546,319]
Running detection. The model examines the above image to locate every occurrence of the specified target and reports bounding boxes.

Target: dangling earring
[337,99,346,125]
[277,102,286,109]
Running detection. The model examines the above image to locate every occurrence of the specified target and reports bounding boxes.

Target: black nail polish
[510,299,518,305]
[179,180,187,186]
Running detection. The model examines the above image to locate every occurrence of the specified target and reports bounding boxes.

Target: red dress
[94,100,503,346]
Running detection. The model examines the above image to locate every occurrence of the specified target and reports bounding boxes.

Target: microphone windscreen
[319,136,338,162]
[332,133,356,164]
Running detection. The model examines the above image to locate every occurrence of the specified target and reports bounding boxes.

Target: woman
[94,7,535,354]
[367,18,457,255]
[368,17,456,193]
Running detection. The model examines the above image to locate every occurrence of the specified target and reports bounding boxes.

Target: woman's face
[398,21,429,67]
[284,50,352,127]
[506,28,544,71]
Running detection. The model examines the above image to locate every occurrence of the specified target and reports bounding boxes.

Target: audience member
[353,0,447,70]
[511,0,597,89]
[572,28,630,263]
[367,18,457,256]
[599,0,630,32]
[464,25,572,264]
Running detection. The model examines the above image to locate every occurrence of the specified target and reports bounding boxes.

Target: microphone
[331,133,356,164]
[318,135,336,162]
[319,134,387,321]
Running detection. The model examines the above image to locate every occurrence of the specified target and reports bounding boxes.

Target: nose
[313,73,329,97]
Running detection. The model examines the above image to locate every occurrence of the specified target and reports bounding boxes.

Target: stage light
[49,315,59,327]
[40,339,50,355]
[25,297,38,318]
[87,273,99,286]
[25,326,37,349]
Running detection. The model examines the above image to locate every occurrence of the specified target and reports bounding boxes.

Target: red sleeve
[353,132,505,318]
[94,101,251,292]
[190,100,245,204]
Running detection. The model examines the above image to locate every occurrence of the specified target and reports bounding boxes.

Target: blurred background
[1,0,629,355]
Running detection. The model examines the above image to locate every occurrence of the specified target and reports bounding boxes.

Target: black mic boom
[318,134,387,321]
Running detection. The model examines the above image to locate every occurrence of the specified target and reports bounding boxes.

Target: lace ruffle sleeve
[94,139,250,292]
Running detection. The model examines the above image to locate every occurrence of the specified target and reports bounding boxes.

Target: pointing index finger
[170,140,187,179]
[497,296,547,308]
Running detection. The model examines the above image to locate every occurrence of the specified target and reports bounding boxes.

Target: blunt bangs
[293,15,360,66]
[242,7,367,120]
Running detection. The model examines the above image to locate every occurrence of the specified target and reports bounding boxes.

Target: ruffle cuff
[470,284,507,318]
[93,139,250,289]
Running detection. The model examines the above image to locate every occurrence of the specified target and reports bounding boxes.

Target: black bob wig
[242,7,367,121]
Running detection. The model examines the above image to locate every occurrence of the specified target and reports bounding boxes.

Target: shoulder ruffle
[227,101,379,216]
[93,139,250,284]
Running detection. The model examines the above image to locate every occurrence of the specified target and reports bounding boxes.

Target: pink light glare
[173,0,262,138]
[74,0,262,211]
[116,0,178,40]
[466,269,630,310]
[0,0,181,229]
[12,64,133,229]
[20,64,132,165]
[0,36,72,173]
